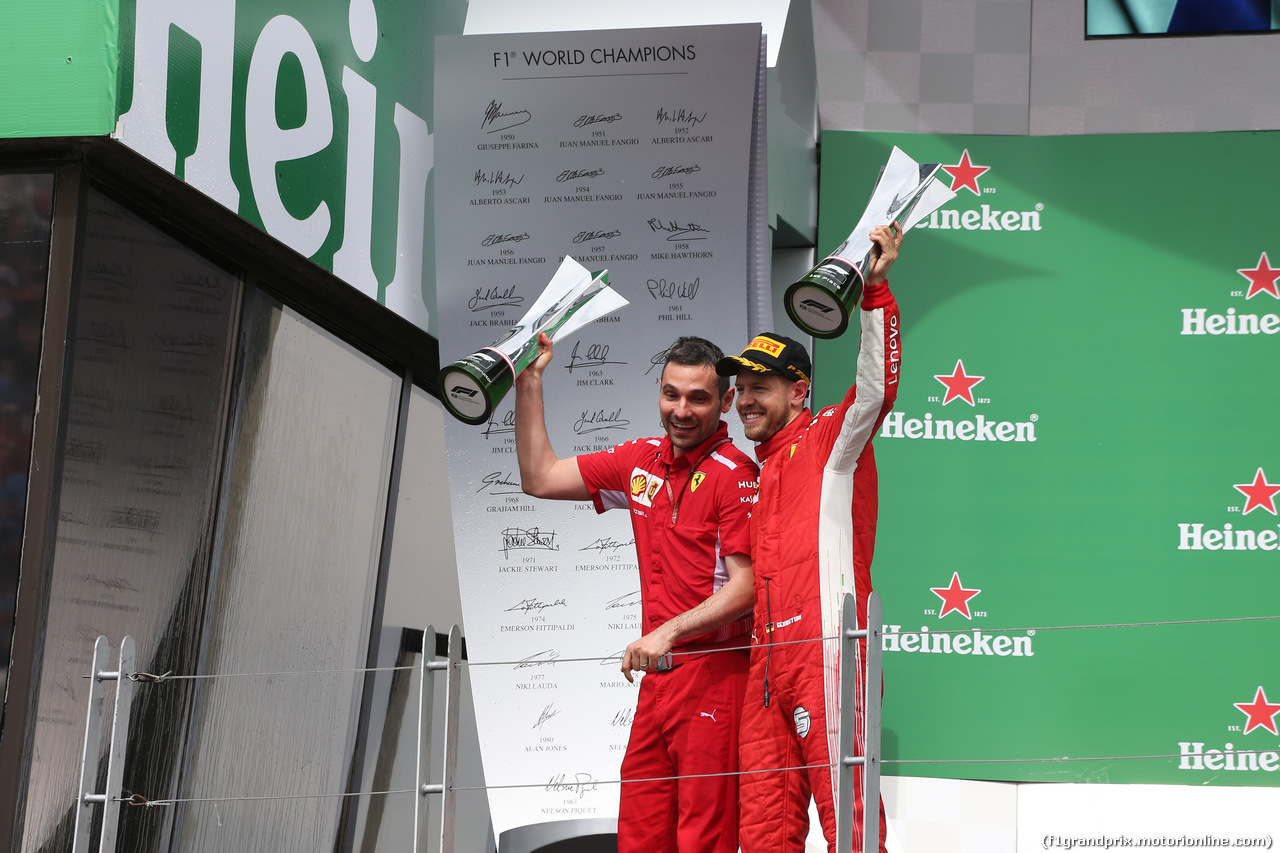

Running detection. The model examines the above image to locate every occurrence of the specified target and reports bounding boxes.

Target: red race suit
[578,422,758,853]
[738,282,900,853]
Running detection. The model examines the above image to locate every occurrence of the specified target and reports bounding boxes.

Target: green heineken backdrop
[0,0,119,137]
[817,130,1280,787]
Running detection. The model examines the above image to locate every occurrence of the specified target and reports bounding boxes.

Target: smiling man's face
[735,372,805,443]
[658,362,732,455]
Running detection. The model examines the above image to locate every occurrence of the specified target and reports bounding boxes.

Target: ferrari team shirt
[577,422,758,648]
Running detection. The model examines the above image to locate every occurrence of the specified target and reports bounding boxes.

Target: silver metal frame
[415,624,462,853]
[64,610,866,853]
[73,635,136,853]
[837,592,883,853]
[69,624,466,853]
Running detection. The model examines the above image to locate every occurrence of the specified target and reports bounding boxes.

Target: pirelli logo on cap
[745,336,785,358]
[630,468,663,508]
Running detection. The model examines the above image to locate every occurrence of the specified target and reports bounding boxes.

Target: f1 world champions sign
[433,24,764,837]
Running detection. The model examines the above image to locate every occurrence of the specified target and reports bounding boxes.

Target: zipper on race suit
[763,576,772,708]
[663,438,730,525]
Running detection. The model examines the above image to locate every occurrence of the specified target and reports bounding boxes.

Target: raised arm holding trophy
[439,255,626,425]
[785,146,954,339]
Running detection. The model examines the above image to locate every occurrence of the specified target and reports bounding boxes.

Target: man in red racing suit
[718,223,903,852]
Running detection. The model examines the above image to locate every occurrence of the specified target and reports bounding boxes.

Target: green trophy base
[784,256,863,339]
[439,349,514,426]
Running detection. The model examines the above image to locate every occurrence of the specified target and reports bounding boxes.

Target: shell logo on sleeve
[629,469,663,507]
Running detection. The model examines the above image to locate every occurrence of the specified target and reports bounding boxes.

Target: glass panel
[20,189,241,853]
[346,387,493,852]
[172,294,399,852]
[0,171,53,716]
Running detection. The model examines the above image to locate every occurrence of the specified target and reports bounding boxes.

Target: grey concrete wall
[813,0,1280,135]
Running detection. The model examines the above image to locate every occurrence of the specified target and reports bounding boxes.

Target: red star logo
[1234,686,1280,735]
[1234,468,1280,516]
[934,360,985,406]
[1238,252,1280,300]
[930,572,981,619]
[941,149,990,196]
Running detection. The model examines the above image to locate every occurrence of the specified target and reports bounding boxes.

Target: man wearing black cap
[720,223,902,853]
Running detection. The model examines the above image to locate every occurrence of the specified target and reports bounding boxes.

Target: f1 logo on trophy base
[785,147,956,339]
[440,256,627,425]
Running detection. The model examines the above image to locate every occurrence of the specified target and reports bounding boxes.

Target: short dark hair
[664,336,730,396]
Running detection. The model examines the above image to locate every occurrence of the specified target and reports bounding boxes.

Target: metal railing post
[414,625,440,853]
[439,625,462,853]
[413,624,461,853]
[863,593,883,853]
[837,592,883,853]
[73,636,136,853]
[98,636,136,853]
[73,637,111,853]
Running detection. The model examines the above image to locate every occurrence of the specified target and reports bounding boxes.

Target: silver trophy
[440,256,628,425]
[785,147,956,338]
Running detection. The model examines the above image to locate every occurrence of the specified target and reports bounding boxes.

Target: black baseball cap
[716,333,812,384]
